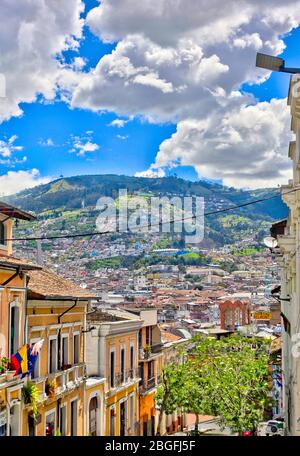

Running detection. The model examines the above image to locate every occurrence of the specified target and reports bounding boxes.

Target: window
[89,397,98,436]
[146,327,152,346]
[45,410,56,437]
[129,394,134,434]
[120,347,125,383]
[0,222,6,246]
[130,345,134,378]
[9,305,20,356]
[138,330,142,349]
[59,404,67,436]
[9,404,20,436]
[73,333,80,364]
[28,415,35,437]
[0,409,7,436]
[110,351,115,388]
[120,401,126,436]
[61,335,69,367]
[70,400,78,436]
[148,361,153,380]
[109,407,115,436]
[49,338,57,374]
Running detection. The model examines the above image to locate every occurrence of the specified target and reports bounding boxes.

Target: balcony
[0,371,23,389]
[31,363,85,400]
[108,368,139,391]
[139,377,157,394]
[139,343,163,361]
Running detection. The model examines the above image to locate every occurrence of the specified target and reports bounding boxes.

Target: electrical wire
[5,187,297,243]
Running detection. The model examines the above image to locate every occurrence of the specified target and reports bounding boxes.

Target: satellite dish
[263,236,278,249]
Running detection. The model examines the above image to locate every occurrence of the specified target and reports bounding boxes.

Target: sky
[0,0,300,195]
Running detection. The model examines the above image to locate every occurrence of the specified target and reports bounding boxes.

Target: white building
[276,75,300,435]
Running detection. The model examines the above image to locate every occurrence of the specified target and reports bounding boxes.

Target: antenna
[263,236,278,249]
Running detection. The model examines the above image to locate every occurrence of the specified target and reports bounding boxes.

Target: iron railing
[108,368,139,388]
[139,376,156,392]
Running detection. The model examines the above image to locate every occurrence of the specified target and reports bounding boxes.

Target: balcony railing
[139,343,163,360]
[31,363,85,398]
[139,376,156,393]
[108,368,139,389]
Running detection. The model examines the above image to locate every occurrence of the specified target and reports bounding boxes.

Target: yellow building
[86,308,142,436]
[0,202,39,436]
[126,308,188,436]
[22,268,105,436]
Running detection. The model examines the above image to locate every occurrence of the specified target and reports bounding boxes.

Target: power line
[5,188,294,242]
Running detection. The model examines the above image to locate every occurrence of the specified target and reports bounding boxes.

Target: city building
[274,75,300,435]
[23,268,105,436]
[0,203,40,436]
[86,308,142,436]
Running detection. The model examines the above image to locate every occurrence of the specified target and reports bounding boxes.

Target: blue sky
[0,0,299,193]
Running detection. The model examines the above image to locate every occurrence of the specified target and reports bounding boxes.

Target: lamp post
[256,52,300,74]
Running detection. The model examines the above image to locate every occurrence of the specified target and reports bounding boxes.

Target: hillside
[3,174,288,288]
[4,174,288,221]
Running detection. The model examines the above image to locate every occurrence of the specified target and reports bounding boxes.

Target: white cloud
[77,0,300,187]
[116,134,128,140]
[1,0,299,188]
[135,167,166,178]
[0,0,84,123]
[0,169,50,196]
[153,98,293,188]
[108,119,128,128]
[70,139,100,157]
[0,135,23,158]
[39,138,54,147]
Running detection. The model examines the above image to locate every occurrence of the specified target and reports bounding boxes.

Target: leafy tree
[157,336,270,436]
[155,362,186,436]
[189,336,270,435]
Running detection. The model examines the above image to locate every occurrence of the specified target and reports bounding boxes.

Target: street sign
[253,311,272,320]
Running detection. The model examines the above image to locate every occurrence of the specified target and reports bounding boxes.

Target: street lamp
[256,52,300,74]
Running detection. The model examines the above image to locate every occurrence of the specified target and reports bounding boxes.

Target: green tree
[155,362,185,436]
[190,336,270,435]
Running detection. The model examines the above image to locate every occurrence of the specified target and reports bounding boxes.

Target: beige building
[86,308,142,436]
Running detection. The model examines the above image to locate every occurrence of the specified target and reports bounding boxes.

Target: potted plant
[144,344,152,359]
[22,382,40,418]
[0,356,12,383]
[45,379,56,397]
[0,357,9,383]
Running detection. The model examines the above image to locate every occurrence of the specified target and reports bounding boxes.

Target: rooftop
[0,253,41,270]
[0,201,35,221]
[27,268,96,300]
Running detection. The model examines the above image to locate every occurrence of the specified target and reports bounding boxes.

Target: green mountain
[4,174,288,220]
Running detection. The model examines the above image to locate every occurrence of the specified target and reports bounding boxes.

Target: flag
[28,339,44,377]
[10,344,29,377]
